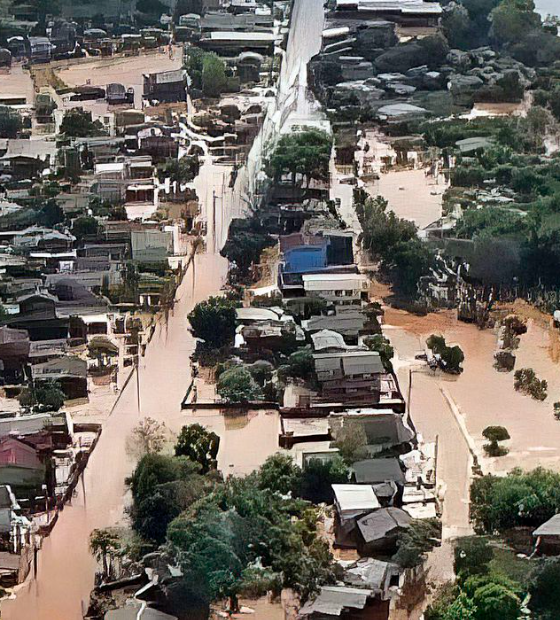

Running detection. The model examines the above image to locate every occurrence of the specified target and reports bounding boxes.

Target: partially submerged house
[313,350,384,403]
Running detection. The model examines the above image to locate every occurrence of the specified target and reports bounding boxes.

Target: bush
[454,537,493,581]
[514,368,548,401]
[482,426,510,457]
[217,366,263,403]
[529,557,560,617]
[175,424,220,473]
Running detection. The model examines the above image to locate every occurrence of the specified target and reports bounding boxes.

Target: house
[313,350,384,403]
[28,37,53,63]
[7,293,70,341]
[0,326,30,384]
[333,484,380,522]
[31,356,88,399]
[298,585,376,620]
[302,273,369,306]
[143,70,187,103]
[356,508,412,556]
[343,557,402,600]
[334,0,442,26]
[131,230,173,263]
[333,483,380,548]
[198,31,276,54]
[304,308,376,344]
[0,437,45,492]
[329,409,413,453]
[533,515,560,555]
[0,485,20,534]
[351,458,406,486]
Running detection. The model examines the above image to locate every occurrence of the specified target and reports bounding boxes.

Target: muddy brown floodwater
[386,306,560,482]
[2,248,280,619]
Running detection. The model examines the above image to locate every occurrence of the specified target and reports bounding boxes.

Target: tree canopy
[175,424,220,474]
[188,296,237,349]
[265,128,333,186]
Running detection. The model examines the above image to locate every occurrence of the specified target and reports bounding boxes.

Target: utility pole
[135,354,141,414]
[212,190,217,254]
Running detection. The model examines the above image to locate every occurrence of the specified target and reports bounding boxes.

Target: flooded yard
[56,48,183,109]
[386,307,560,480]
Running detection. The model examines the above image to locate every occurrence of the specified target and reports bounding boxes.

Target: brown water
[387,307,560,480]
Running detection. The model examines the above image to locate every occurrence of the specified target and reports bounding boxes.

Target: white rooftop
[332,484,380,512]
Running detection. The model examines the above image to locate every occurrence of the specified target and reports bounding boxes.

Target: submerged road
[2,250,229,620]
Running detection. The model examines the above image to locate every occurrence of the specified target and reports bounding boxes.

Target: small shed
[533,514,560,555]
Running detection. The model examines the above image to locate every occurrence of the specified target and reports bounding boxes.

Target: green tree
[490,0,540,47]
[357,195,417,260]
[217,366,263,403]
[0,105,22,138]
[258,453,301,496]
[392,518,441,568]
[19,380,65,411]
[442,2,472,49]
[60,108,104,138]
[159,156,200,184]
[364,334,394,371]
[221,231,273,277]
[175,423,220,473]
[37,199,64,227]
[470,467,560,533]
[298,456,349,504]
[442,593,477,620]
[471,582,520,620]
[482,426,510,457]
[202,53,227,98]
[188,296,237,349]
[128,454,207,544]
[72,216,99,241]
[284,348,315,381]
[265,128,333,187]
[514,367,548,400]
[89,528,122,580]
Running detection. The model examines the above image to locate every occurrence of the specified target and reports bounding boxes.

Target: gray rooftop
[534,514,560,537]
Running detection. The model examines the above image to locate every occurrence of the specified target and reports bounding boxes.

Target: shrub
[217,366,263,403]
[482,426,510,457]
[514,368,548,401]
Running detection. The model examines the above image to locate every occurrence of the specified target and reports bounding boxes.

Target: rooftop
[332,483,380,512]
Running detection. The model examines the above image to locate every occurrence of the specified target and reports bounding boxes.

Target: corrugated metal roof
[299,585,373,617]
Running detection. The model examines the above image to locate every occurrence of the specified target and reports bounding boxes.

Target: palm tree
[89,528,121,580]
